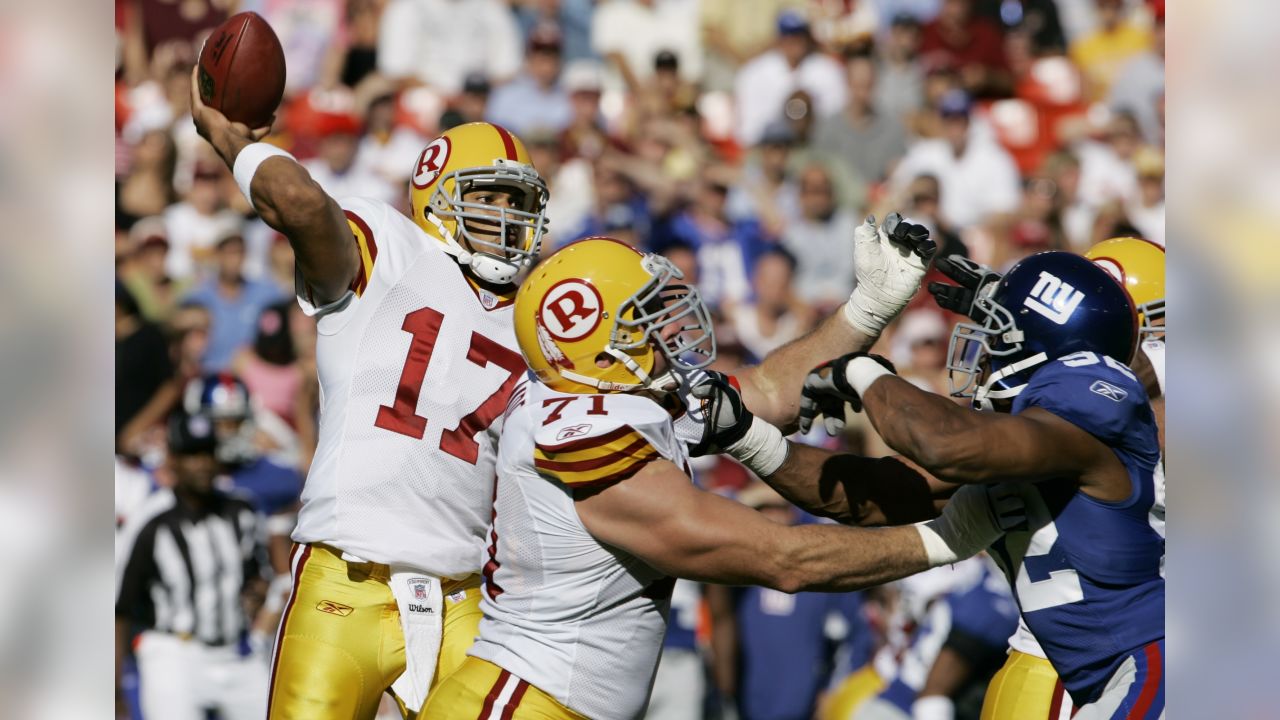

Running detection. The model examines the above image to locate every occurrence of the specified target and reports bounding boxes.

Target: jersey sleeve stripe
[561,454,659,490]
[533,435,653,472]
[536,448,659,486]
[536,424,636,453]
[344,210,379,296]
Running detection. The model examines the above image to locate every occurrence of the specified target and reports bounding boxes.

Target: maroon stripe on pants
[499,679,530,720]
[267,544,312,718]
[478,669,511,719]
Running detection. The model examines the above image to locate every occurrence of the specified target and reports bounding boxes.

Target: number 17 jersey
[292,197,526,577]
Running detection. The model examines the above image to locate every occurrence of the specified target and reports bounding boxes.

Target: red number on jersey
[376,307,525,465]
[374,307,444,439]
[540,395,610,425]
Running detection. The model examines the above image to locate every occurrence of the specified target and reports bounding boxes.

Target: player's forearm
[780,523,931,593]
[738,313,876,430]
[767,443,945,526]
[861,376,989,482]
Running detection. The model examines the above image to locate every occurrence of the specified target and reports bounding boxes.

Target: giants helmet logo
[1024,271,1085,325]
[539,280,604,342]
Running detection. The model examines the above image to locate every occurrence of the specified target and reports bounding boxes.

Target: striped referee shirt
[115,488,263,646]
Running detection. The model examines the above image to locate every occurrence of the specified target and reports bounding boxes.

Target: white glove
[843,213,937,337]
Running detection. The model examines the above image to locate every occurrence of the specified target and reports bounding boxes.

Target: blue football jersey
[988,354,1164,706]
[227,458,303,517]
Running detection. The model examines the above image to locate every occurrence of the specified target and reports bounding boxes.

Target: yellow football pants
[419,657,587,720]
[819,664,885,720]
[267,543,483,720]
[980,650,1074,720]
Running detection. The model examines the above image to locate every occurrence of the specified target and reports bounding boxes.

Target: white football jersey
[291,197,526,577]
[470,380,690,720]
[1008,338,1167,659]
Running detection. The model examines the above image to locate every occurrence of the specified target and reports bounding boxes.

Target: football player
[702,251,1165,718]
[419,238,1007,720]
[191,69,552,718]
[190,65,938,716]
[968,238,1166,720]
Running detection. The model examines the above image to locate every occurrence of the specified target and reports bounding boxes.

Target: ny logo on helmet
[540,280,603,341]
[1024,271,1084,325]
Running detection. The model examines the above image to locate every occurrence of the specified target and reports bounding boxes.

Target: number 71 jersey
[292,196,526,577]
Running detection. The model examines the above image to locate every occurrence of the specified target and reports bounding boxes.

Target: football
[196,11,286,129]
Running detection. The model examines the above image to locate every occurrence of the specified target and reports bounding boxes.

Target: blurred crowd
[114,0,1164,718]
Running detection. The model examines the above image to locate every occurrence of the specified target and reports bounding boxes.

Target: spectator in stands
[440,72,491,130]
[1074,110,1141,210]
[726,247,815,363]
[876,13,927,126]
[302,108,396,204]
[116,281,174,441]
[1108,0,1164,145]
[659,167,767,310]
[354,75,429,193]
[182,233,287,373]
[781,163,859,310]
[512,0,595,63]
[162,156,243,281]
[486,23,573,136]
[377,0,520,95]
[891,308,951,394]
[559,60,610,161]
[701,0,804,91]
[631,50,700,127]
[120,217,185,323]
[811,52,908,186]
[734,10,847,147]
[1069,0,1152,101]
[891,89,1021,230]
[919,0,1012,97]
[592,0,703,92]
[1125,146,1165,246]
[727,120,801,238]
[119,128,177,219]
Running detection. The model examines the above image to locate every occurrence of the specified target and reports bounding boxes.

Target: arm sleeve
[1014,360,1151,447]
[295,196,384,318]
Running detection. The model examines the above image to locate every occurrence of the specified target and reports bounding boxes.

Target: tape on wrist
[726,416,790,477]
[233,143,296,209]
[843,356,893,397]
[841,292,883,337]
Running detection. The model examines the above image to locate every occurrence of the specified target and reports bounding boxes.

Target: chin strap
[423,211,520,284]
[972,352,1047,410]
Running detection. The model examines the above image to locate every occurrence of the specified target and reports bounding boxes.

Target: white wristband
[914,485,1001,567]
[841,291,884,337]
[843,356,894,396]
[233,143,296,209]
[726,416,790,477]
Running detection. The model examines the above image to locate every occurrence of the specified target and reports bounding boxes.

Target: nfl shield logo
[414,583,427,600]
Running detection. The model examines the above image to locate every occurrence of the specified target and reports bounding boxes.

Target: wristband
[843,356,894,396]
[914,485,1000,567]
[726,416,790,477]
[841,291,883,337]
[233,143,296,208]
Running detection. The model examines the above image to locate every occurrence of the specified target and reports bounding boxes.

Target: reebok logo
[556,423,592,441]
[1024,271,1084,325]
[1089,380,1128,402]
[316,600,354,617]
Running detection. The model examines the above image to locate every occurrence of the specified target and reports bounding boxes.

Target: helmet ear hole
[595,352,615,369]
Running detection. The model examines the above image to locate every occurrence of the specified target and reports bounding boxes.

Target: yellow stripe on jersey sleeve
[534,425,660,489]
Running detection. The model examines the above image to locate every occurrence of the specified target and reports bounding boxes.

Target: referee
[115,409,269,720]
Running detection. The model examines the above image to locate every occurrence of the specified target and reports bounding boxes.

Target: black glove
[927,254,1002,321]
[688,371,754,457]
[882,212,938,263]
[797,353,897,435]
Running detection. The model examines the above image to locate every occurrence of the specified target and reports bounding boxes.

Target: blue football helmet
[181,374,258,465]
[946,251,1138,409]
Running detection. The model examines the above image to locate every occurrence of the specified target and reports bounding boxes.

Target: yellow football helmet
[1085,237,1165,337]
[409,122,549,284]
[514,238,716,394]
